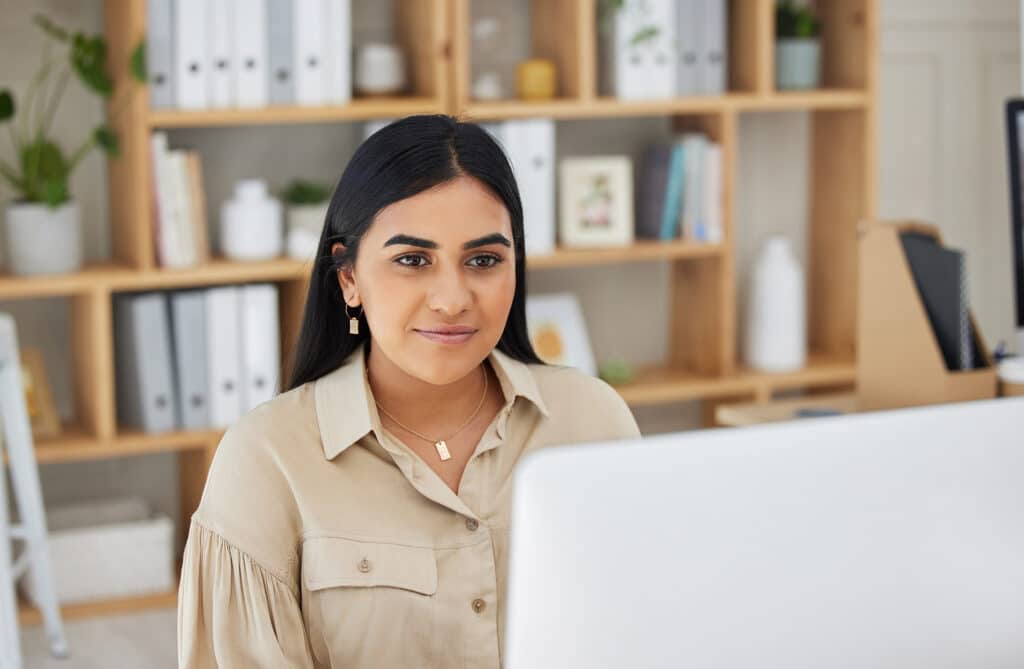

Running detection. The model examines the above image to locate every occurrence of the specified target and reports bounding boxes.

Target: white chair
[0,314,67,668]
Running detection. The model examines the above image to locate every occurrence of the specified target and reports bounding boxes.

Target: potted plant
[281,179,331,260]
[0,15,143,276]
[775,1,822,90]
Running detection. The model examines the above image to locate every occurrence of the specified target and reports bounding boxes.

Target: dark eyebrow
[383,233,512,250]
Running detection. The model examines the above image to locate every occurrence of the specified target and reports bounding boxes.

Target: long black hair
[285,114,548,391]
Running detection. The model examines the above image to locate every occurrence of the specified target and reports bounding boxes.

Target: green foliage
[776,1,821,39]
[0,13,142,208]
[0,91,13,122]
[282,179,331,205]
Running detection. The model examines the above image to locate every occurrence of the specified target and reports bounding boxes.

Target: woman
[177,114,641,668]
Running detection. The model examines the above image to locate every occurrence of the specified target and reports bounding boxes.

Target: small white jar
[220,180,283,261]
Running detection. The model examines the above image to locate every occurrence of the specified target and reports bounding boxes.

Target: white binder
[205,286,243,428]
[209,0,233,108]
[699,0,728,95]
[608,0,676,100]
[267,0,295,105]
[174,0,209,109]
[240,284,280,412]
[146,0,174,109]
[294,0,326,105]
[233,0,269,108]
[702,142,723,243]
[675,0,701,96]
[170,290,211,430]
[114,293,178,433]
[322,0,353,105]
[500,119,556,257]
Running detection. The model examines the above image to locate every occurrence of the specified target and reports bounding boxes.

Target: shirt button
[471,598,487,614]
[465,518,479,531]
[357,558,372,573]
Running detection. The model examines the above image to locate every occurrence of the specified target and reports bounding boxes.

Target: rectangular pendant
[349,319,359,335]
[435,440,451,461]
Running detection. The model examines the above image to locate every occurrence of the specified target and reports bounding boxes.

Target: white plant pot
[286,203,328,260]
[4,201,83,276]
[775,38,821,90]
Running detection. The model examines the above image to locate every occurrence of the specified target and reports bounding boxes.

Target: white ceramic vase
[743,236,807,372]
[4,201,83,276]
[220,180,283,261]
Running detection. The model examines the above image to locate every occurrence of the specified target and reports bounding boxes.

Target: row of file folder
[147,0,352,110]
[114,285,280,433]
[602,0,728,99]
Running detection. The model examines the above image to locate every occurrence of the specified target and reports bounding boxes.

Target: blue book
[659,143,686,240]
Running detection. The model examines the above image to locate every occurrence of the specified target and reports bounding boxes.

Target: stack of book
[150,132,211,268]
[114,284,281,433]
[637,134,723,243]
[147,0,352,110]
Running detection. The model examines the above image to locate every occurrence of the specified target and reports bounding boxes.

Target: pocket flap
[301,536,438,595]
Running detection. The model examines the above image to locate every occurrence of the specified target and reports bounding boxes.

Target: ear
[331,242,360,307]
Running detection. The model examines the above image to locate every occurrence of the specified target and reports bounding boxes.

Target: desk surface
[715,392,860,427]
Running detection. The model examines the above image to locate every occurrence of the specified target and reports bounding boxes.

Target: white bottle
[220,180,283,261]
[743,236,807,372]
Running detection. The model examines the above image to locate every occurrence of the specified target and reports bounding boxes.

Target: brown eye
[395,254,427,268]
[470,254,503,269]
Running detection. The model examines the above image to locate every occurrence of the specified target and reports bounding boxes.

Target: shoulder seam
[191,516,300,596]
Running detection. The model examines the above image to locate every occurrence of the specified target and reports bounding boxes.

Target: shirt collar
[315,341,550,461]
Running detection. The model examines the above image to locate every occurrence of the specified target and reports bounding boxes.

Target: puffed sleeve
[177,518,316,668]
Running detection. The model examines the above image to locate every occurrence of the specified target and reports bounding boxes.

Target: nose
[426,264,474,317]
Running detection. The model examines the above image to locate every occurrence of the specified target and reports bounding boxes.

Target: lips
[415,328,477,345]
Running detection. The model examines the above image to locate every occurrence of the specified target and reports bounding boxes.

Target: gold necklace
[369,366,488,462]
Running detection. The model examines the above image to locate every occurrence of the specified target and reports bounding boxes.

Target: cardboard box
[857,221,996,411]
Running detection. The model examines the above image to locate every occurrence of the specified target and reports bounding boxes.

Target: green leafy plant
[0,14,145,208]
[282,179,331,206]
[776,1,821,39]
[598,0,660,46]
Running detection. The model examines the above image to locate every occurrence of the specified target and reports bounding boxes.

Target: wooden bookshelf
[3,0,876,620]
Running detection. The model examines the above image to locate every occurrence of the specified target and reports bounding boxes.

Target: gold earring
[345,303,363,335]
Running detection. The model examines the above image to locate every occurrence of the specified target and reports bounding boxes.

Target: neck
[365,345,489,431]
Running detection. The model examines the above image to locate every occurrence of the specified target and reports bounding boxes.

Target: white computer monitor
[505,398,1024,669]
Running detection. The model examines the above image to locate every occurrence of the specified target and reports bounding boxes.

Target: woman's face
[335,175,517,385]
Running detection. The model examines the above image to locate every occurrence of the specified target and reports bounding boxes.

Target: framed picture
[21,347,61,440]
[525,293,597,376]
[559,156,635,248]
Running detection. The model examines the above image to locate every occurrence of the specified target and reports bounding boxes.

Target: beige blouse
[177,342,641,668]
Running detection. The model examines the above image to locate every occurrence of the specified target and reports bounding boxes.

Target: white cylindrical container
[355,43,406,95]
[743,236,807,372]
[4,201,82,276]
[220,180,283,261]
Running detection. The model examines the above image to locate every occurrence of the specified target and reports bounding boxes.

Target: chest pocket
[301,535,439,668]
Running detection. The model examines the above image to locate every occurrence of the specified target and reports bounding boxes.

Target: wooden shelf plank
[18,589,178,625]
[463,90,868,120]
[0,243,725,299]
[527,241,722,269]
[24,426,222,465]
[0,266,119,300]
[614,355,857,407]
[148,97,444,128]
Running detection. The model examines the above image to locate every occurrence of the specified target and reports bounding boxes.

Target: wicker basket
[20,497,175,606]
